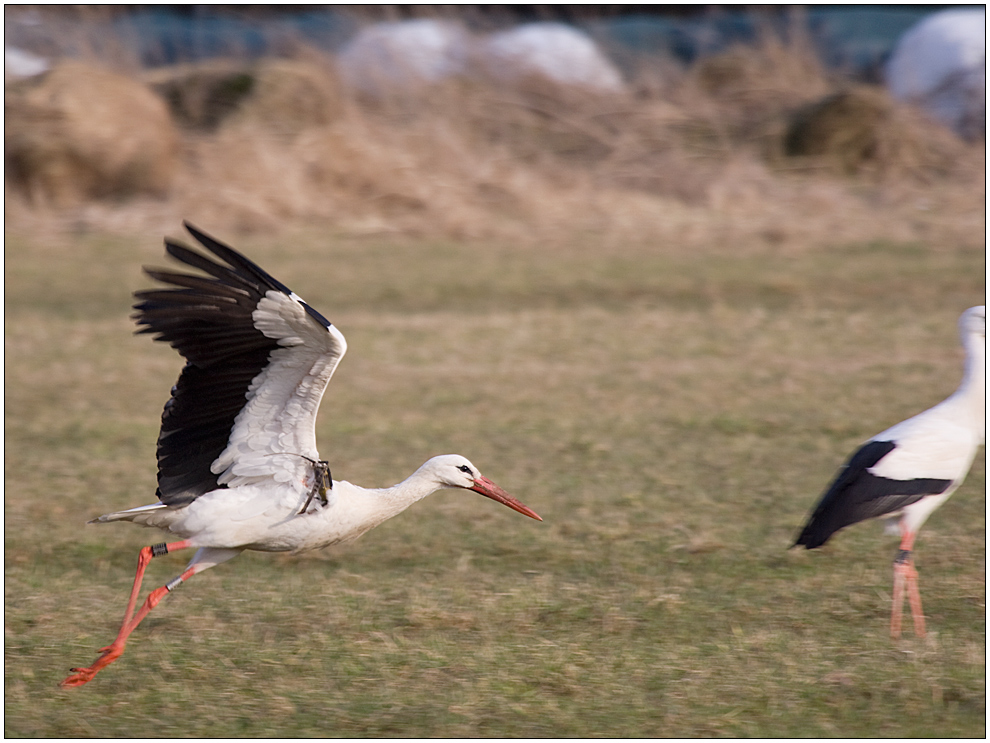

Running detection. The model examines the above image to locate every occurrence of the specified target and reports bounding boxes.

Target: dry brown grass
[5,23,984,251]
[5,225,984,736]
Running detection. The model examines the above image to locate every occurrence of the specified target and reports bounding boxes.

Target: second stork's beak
[470,476,542,521]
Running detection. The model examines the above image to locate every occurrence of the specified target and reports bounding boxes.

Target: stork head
[425,454,542,521]
[960,305,986,339]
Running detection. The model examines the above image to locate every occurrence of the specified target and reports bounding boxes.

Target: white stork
[794,305,985,638]
[61,223,542,688]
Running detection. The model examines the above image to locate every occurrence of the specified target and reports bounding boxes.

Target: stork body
[794,305,985,637]
[94,458,521,555]
[61,224,541,688]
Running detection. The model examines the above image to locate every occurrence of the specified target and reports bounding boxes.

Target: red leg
[117,540,183,629]
[60,540,192,688]
[904,560,926,637]
[890,531,924,639]
[891,562,906,639]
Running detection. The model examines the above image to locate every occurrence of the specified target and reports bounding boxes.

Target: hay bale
[143,60,256,131]
[336,20,470,98]
[782,85,971,177]
[885,8,985,140]
[478,23,625,94]
[5,46,49,81]
[5,61,179,205]
[146,57,341,134]
[226,58,342,134]
[783,87,892,173]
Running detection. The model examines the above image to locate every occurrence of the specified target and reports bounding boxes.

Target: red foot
[60,668,97,688]
[60,645,124,688]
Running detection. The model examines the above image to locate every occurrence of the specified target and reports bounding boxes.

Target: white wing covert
[869,406,978,482]
[133,222,346,507]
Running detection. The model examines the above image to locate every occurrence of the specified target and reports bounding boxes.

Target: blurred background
[4,4,985,239]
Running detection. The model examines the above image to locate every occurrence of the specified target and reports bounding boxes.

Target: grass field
[4,216,984,737]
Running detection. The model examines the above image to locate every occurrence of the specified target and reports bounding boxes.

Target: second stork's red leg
[890,531,925,639]
[903,557,926,638]
[60,540,193,688]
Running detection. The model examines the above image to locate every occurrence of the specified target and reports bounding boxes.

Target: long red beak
[470,476,542,521]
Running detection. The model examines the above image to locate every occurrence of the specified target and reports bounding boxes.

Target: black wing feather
[163,242,257,292]
[133,224,297,507]
[794,440,953,549]
[184,222,294,296]
[140,270,254,301]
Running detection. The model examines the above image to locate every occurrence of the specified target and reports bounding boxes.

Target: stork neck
[949,329,986,440]
[377,469,447,514]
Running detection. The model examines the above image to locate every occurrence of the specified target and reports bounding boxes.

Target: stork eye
[458,465,473,475]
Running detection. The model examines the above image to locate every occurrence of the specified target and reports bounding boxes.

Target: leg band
[165,575,183,592]
[151,543,169,557]
[894,549,912,565]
